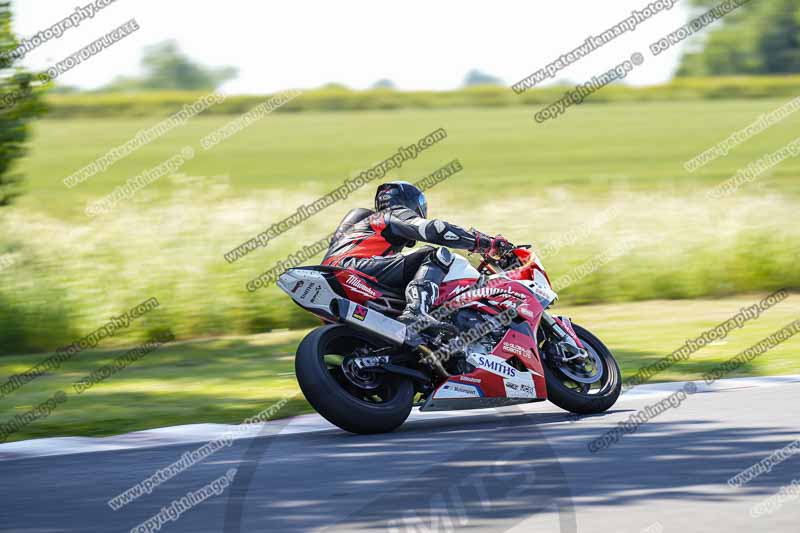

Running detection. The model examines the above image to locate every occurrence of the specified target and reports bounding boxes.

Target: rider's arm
[384,207,508,255]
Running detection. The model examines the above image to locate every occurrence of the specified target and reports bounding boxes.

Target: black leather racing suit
[322,206,487,320]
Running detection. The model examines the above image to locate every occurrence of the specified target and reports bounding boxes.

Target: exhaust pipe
[331,298,452,378]
[330,298,407,346]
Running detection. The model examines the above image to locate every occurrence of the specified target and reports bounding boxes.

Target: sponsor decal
[301,283,314,299]
[447,284,473,299]
[346,274,377,298]
[447,383,481,397]
[352,304,368,321]
[518,306,535,319]
[509,290,530,301]
[530,285,552,301]
[435,380,484,399]
[460,376,482,384]
[503,342,531,359]
[504,374,537,398]
[475,355,517,378]
[309,285,322,303]
[454,286,529,304]
[291,281,304,294]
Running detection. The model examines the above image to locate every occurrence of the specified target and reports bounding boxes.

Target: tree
[371,79,396,89]
[463,69,503,87]
[104,40,237,91]
[0,1,45,206]
[677,0,800,76]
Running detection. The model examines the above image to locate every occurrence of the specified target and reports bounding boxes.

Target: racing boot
[397,248,453,347]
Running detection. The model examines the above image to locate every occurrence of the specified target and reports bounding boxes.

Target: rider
[322,181,514,330]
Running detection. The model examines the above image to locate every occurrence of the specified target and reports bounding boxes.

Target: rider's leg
[339,249,426,289]
[397,247,454,326]
[339,248,453,346]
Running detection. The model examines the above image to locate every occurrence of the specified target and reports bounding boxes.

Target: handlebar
[475,244,532,274]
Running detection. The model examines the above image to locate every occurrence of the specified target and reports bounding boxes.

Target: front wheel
[542,323,621,414]
[295,325,415,434]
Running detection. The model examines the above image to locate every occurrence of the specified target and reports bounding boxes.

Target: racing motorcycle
[277,245,621,434]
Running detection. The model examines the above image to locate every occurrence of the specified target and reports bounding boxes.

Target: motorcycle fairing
[494,324,546,380]
[420,318,548,411]
[417,274,550,411]
[439,278,538,317]
[279,266,406,318]
[331,269,385,303]
[276,268,340,321]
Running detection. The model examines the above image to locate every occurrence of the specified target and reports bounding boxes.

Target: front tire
[295,325,414,434]
[543,324,621,414]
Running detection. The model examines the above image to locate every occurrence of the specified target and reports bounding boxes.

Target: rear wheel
[542,323,621,414]
[295,325,414,434]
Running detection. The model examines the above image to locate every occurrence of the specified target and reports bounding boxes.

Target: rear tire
[295,325,414,434]
[543,324,621,414]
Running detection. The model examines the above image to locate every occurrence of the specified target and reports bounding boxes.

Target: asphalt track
[1,376,799,532]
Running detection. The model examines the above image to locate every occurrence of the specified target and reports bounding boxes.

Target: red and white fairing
[420,254,553,411]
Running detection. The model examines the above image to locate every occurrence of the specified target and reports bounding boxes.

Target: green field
[19,100,800,215]
[0,99,798,357]
[1,294,797,443]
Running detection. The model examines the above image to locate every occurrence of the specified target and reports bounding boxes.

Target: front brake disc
[558,346,604,385]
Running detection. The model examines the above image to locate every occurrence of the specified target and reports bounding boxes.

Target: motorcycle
[277,245,621,434]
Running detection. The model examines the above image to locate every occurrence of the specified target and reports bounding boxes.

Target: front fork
[540,311,588,362]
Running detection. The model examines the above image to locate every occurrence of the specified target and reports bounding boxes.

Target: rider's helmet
[375,181,427,218]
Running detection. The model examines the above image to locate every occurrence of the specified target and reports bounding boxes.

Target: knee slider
[432,247,454,269]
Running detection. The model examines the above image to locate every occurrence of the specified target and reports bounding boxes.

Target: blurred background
[0,0,798,441]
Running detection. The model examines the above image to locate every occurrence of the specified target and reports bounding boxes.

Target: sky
[12,0,697,93]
